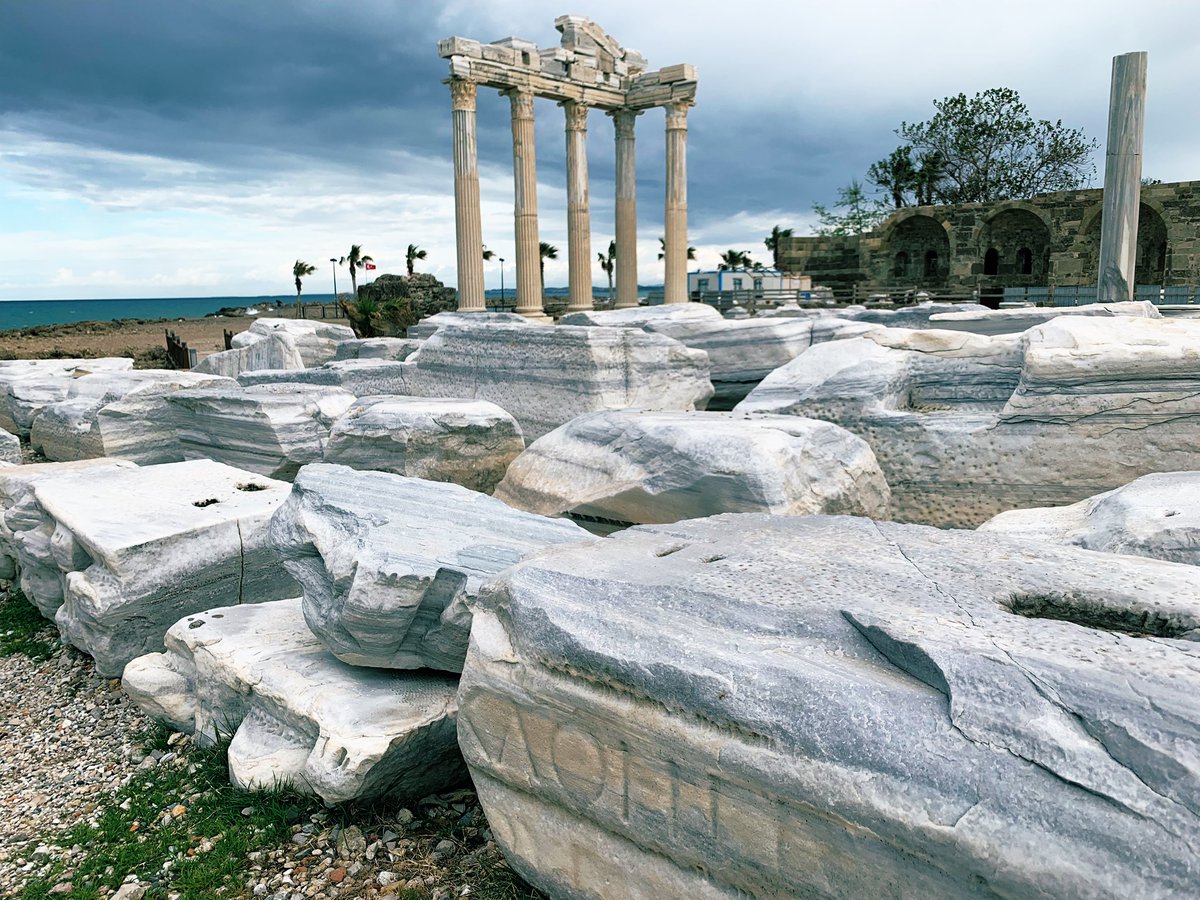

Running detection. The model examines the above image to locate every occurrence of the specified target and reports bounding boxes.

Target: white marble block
[460,514,1200,899]
[323,396,524,493]
[269,463,591,672]
[122,598,465,804]
[495,409,889,528]
[26,459,297,676]
[0,358,134,438]
[167,383,356,479]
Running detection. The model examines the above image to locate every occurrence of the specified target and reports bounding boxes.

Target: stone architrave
[663,100,691,304]
[450,77,486,312]
[611,108,640,308]
[1096,51,1148,304]
[507,89,547,320]
[459,515,1200,898]
[563,100,594,313]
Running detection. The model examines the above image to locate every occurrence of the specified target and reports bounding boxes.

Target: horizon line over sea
[0,286,665,332]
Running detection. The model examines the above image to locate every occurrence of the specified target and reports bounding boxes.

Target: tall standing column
[507,89,547,319]
[663,100,691,305]
[611,108,640,309]
[450,78,485,312]
[563,100,594,313]
[1096,51,1148,304]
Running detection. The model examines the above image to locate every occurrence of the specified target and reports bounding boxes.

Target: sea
[0,295,332,332]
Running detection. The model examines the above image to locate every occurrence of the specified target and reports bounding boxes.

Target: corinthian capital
[507,88,535,120]
[449,78,477,112]
[609,108,640,140]
[665,100,691,130]
[562,99,589,132]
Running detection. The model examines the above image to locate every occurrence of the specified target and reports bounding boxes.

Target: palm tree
[718,249,753,271]
[292,259,316,319]
[539,241,558,291]
[482,245,495,261]
[338,244,373,300]
[764,226,793,270]
[597,239,616,304]
[657,236,696,261]
[405,243,427,276]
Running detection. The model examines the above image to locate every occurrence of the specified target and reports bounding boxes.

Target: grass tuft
[0,584,58,661]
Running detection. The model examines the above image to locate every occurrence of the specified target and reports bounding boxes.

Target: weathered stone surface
[332,337,423,361]
[928,299,1160,335]
[0,429,17,465]
[737,316,1200,527]
[231,318,357,366]
[407,311,534,339]
[560,304,815,407]
[0,459,136,598]
[460,514,1200,899]
[29,370,230,463]
[398,322,712,440]
[495,410,889,528]
[323,397,524,492]
[191,332,304,377]
[980,471,1200,566]
[270,464,590,671]
[0,358,134,437]
[28,459,297,676]
[122,598,465,804]
[167,383,356,479]
[237,360,412,397]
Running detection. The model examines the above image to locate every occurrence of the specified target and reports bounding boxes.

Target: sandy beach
[0,307,353,364]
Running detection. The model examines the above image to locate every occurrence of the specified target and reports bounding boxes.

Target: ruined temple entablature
[438,17,698,317]
[437,16,697,111]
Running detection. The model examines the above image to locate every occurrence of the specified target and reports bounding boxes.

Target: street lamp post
[499,257,505,306]
[329,258,339,316]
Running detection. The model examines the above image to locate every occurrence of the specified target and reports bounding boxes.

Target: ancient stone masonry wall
[781,180,1200,291]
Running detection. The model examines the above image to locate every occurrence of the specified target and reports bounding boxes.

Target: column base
[515,308,553,323]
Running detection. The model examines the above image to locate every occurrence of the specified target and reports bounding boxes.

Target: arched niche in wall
[883,214,950,286]
[978,207,1050,283]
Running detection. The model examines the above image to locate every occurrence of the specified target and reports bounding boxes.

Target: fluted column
[611,108,640,309]
[663,100,691,305]
[507,89,547,319]
[563,100,593,313]
[450,78,485,312]
[1097,51,1148,304]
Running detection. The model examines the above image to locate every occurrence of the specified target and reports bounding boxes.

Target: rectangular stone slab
[122,598,465,805]
[459,514,1200,899]
[32,459,299,676]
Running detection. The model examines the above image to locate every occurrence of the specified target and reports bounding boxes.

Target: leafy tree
[338,244,373,299]
[597,239,616,304]
[867,146,918,209]
[717,249,753,270]
[341,296,380,338]
[657,237,696,261]
[895,87,1098,204]
[763,226,793,269]
[813,180,889,236]
[405,243,427,276]
[291,260,316,319]
[539,242,558,290]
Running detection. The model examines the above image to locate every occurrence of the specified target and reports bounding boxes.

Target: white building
[687,268,812,299]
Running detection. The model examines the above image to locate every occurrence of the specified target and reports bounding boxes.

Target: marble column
[1096,51,1148,304]
[611,108,640,309]
[450,78,485,312]
[563,100,594,313]
[507,89,547,319]
[663,100,691,305]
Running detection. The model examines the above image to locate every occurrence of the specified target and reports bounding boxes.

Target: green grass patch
[0,585,58,662]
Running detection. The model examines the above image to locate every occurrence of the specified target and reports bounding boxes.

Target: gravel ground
[0,584,539,899]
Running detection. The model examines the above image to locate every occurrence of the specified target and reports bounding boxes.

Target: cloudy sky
[0,0,1196,300]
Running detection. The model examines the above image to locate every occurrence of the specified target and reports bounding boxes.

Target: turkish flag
[364,262,376,270]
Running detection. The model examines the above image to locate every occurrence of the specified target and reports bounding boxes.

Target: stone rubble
[270,463,591,672]
[194,318,357,377]
[495,409,890,528]
[0,358,135,439]
[123,598,466,805]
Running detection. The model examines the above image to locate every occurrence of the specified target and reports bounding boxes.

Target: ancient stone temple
[438,16,699,316]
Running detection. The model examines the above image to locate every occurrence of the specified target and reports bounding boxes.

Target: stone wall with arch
[780,180,1200,292]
